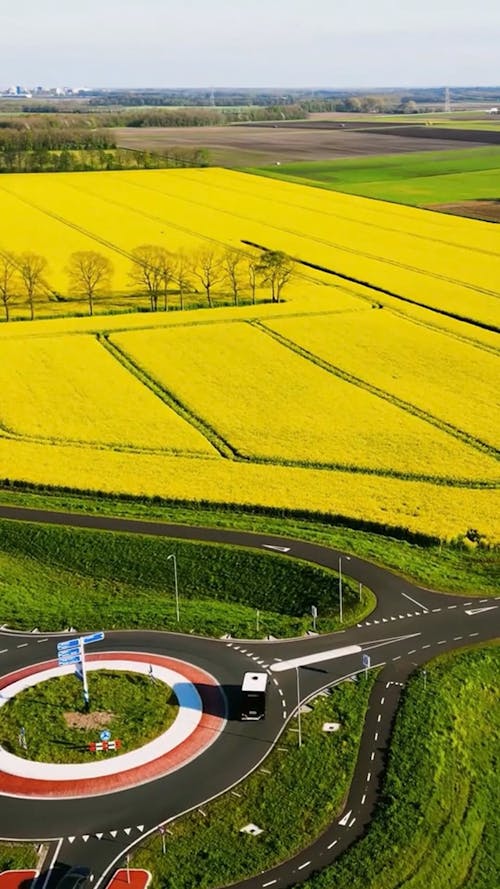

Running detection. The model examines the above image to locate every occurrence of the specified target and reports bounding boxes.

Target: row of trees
[0,146,210,174]
[0,246,295,320]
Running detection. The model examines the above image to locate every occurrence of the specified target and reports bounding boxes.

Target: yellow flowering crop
[0,335,215,455]
[266,311,500,451]
[111,322,498,482]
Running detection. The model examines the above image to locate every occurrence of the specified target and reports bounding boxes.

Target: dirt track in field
[427,200,500,223]
[115,124,493,167]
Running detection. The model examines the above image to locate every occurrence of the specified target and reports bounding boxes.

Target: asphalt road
[0,504,498,889]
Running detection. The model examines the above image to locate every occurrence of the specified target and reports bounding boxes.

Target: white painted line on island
[338,810,352,826]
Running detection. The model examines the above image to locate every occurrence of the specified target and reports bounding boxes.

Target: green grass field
[252,147,500,206]
[0,518,371,636]
[0,671,178,764]
[0,841,37,870]
[303,644,499,889]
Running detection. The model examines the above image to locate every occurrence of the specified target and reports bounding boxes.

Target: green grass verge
[0,517,371,635]
[301,643,500,889]
[249,147,500,206]
[0,488,496,597]
[131,672,377,887]
[0,842,37,870]
[0,671,178,764]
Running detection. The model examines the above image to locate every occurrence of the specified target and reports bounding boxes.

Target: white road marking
[298,861,311,870]
[448,605,457,610]
[465,606,498,616]
[348,818,356,827]
[37,639,49,643]
[438,640,447,645]
[278,688,284,697]
[262,544,290,552]
[17,643,28,648]
[374,732,378,741]
[432,608,441,613]
[408,650,416,655]
[377,714,381,723]
[371,752,375,761]
[283,711,287,719]
[327,839,338,849]
[361,793,367,805]
[339,810,352,826]
[273,678,279,686]
[392,655,401,661]
[263,881,277,887]
[270,644,362,673]
[422,644,430,649]
[0,649,7,654]
[402,592,427,610]
[380,697,385,705]
[367,771,371,782]
[39,837,63,889]
[469,632,479,637]
[453,636,463,641]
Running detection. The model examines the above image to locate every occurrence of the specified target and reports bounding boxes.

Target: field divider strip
[252,320,500,461]
[242,240,500,335]
[99,334,238,460]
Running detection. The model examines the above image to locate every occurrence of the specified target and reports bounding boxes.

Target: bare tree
[66,251,113,316]
[17,253,48,320]
[0,252,18,322]
[129,245,170,312]
[160,253,177,312]
[175,251,192,310]
[257,250,294,303]
[191,248,225,308]
[223,249,245,306]
[246,254,260,305]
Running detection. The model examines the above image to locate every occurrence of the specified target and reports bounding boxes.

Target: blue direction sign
[57,638,80,652]
[82,632,105,645]
[58,652,81,664]
[100,730,111,742]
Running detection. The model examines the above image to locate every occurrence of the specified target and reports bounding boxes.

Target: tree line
[0,144,210,174]
[0,246,295,321]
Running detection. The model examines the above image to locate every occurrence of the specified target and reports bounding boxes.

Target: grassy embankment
[301,644,499,889]
[131,671,377,887]
[251,147,500,205]
[0,489,496,598]
[0,517,371,635]
[0,671,178,764]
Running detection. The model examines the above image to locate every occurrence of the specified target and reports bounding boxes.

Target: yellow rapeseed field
[266,311,500,450]
[0,168,498,541]
[0,437,498,542]
[0,335,215,455]
[0,169,499,327]
[111,321,499,482]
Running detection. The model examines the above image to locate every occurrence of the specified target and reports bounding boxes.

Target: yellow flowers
[0,168,498,541]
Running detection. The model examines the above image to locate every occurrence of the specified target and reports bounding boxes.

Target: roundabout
[0,505,497,889]
[0,653,226,798]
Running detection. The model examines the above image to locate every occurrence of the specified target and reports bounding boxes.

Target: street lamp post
[167,553,180,622]
[296,665,302,748]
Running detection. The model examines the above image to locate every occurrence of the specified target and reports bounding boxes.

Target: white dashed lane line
[0,649,7,654]
[371,752,375,761]
[469,632,479,638]
[361,793,367,805]
[298,861,311,871]
[454,636,463,641]
[367,772,371,782]
[262,880,277,887]
[17,643,28,648]
[348,817,356,828]
[327,839,338,850]
[422,644,431,649]
[380,697,385,705]
[438,640,447,645]
[37,638,49,643]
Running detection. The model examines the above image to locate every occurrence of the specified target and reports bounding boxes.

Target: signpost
[57,631,105,709]
[362,653,371,678]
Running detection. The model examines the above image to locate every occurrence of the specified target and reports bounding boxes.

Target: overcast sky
[1,0,499,89]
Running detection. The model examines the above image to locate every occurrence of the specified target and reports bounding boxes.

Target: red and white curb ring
[0,652,226,799]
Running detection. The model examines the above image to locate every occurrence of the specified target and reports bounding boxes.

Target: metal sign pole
[80,638,89,710]
[296,666,302,748]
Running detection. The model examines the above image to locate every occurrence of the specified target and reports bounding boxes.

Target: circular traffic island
[0,670,179,764]
[0,652,226,798]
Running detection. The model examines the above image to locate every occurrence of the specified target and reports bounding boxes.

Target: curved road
[0,504,498,888]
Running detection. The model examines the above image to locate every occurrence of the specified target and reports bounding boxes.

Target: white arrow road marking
[339,810,352,826]
[465,606,498,616]
[262,544,291,552]
[270,645,361,672]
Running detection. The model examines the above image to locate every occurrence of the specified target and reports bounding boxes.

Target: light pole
[296,665,302,748]
[338,555,350,623]
[167,553,180,622]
